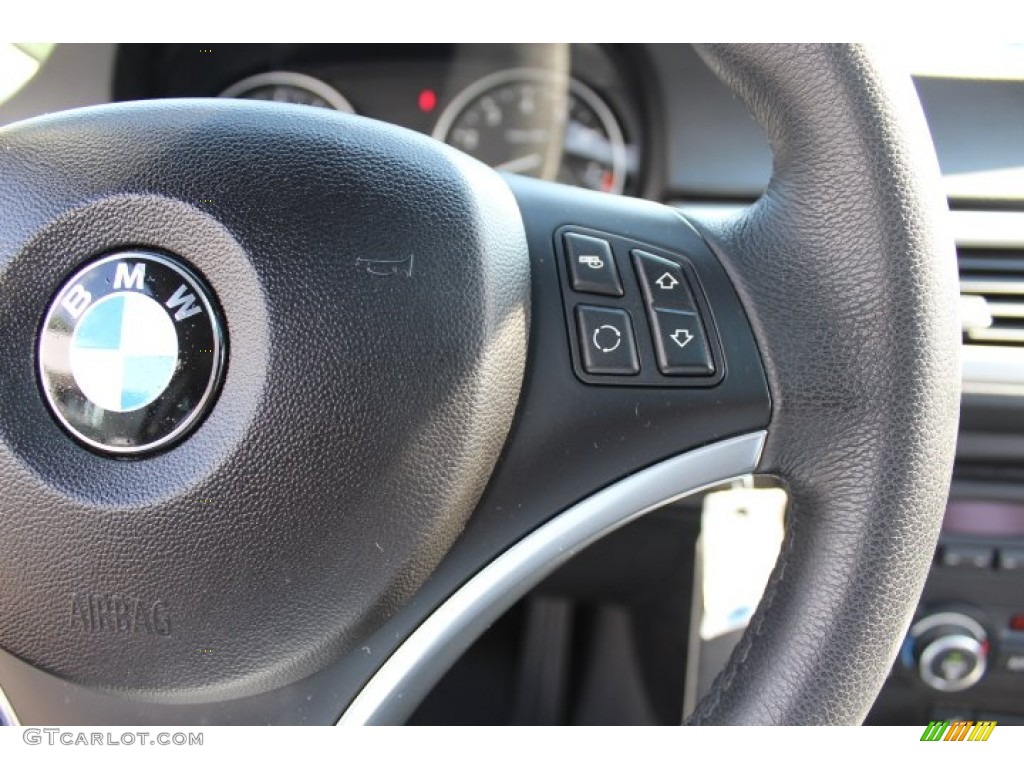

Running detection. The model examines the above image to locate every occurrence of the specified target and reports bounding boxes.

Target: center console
[868,499,1024,724]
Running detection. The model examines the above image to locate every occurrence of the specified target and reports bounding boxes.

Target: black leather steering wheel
[0,43,959,725]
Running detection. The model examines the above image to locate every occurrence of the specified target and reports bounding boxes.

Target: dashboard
[3,43,1024,725]
[114,44,654,197]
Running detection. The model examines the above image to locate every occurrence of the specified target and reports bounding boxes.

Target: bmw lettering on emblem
[38,252,225,455]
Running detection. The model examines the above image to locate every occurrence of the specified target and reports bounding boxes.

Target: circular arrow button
[575,305,639,376]
[593,324,622,353]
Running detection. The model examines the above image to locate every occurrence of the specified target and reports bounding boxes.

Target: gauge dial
[220,71,355,113]
[433,69,630,195]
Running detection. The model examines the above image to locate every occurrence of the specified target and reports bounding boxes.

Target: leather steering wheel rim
[687,44,960,724]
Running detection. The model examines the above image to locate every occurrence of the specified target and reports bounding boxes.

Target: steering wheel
[0,43,959,725]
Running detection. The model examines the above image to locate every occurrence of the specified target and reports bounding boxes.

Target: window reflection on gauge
[433,69,631,195]
[220,71,356,113]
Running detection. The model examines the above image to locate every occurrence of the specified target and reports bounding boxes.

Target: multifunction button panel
[555,226,725,387]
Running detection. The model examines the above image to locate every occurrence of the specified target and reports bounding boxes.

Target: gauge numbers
[433,69,629,195]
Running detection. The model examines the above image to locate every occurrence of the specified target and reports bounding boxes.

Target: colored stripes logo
[69,291,178,412]
[920,720,996,742]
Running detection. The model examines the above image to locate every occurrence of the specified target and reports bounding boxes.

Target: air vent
[960,248,1024,346]
[671,205,1024,394]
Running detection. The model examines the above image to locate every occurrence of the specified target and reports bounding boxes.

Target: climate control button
[909,611,989,693]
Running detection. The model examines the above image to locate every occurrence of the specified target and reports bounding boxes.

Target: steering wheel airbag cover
[0,100,529,701]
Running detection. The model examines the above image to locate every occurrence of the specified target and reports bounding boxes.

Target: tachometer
[432,69,629,195]
[220,71,355,113]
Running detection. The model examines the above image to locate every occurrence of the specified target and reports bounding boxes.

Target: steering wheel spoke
[337,174,773,723]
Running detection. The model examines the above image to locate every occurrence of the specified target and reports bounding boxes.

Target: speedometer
[220,71,355,113]
[432,69,629,195]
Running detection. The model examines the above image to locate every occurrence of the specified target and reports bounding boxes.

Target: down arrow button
[650,308,715,376]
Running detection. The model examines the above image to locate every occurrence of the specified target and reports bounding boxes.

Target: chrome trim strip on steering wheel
[0,683,19,726]
[338,430,767,725]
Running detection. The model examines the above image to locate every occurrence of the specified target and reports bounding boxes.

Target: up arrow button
[655,272,679,290]
[632,250,696,312]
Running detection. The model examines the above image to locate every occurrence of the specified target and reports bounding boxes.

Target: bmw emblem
[37,251,226,455]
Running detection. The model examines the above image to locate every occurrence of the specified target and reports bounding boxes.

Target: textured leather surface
[687,45,961,724]
[0,100,529,700]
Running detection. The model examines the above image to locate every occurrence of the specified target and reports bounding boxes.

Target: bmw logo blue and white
[37,251,225,455]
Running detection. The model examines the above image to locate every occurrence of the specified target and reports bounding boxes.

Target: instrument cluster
[115,44,654,197]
